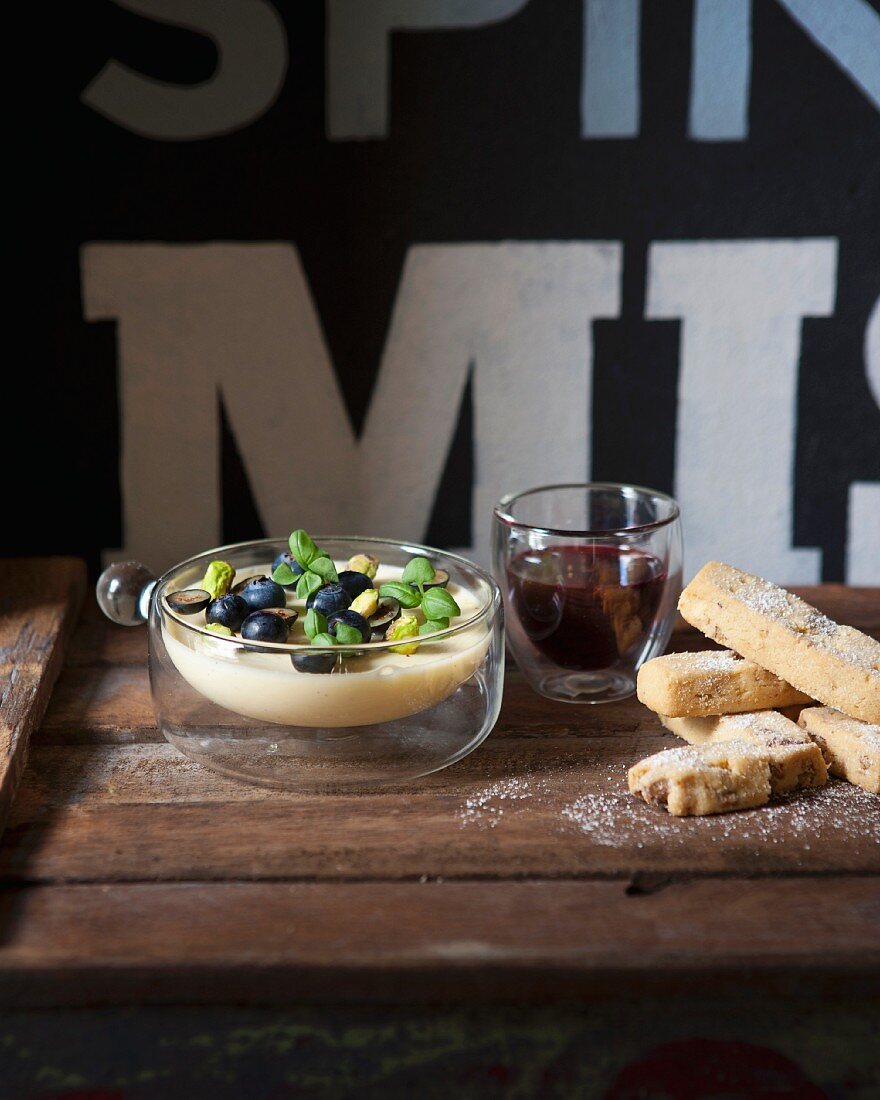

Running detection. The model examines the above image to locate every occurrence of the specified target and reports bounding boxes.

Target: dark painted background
[11,0,880,577]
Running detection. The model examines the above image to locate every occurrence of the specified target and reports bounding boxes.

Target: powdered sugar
[459,763,879,850]
[561,770,879,847]
[460,776,551,828]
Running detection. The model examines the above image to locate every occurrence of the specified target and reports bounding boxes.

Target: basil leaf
[334,622,362,645]
[378,581,422,609]
[310,556,339,583]
[304,608,327,640]
[422,588,461,620]
[402,556,434,585]
[296,571,322,600]
[419,618,449,636]
[272,562,297,586]
[290,529,319,568]
[310,632,337,647]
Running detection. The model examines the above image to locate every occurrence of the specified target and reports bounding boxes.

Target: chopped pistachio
[347,553,379,579]
[201,560,235,599]
[350,588,379,618]
[386,613,419,655]
[205,623,234,637]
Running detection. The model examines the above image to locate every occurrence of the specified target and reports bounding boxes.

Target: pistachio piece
[347,553,379,579]
[205,623,234,637]
[386,612,419,655]
[201,560,235,599]
[350,588,379,619]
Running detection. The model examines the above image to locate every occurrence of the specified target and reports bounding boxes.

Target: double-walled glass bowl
[148,537,504,790]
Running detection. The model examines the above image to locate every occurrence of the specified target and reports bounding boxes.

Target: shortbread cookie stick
[637,650,810,717]
[798,706,880,794]
[628,740,771,816]
[678,562,880,724]
[659,710,827,795]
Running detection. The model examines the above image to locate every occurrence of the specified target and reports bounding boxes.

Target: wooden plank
[64,597,148,667]
[0,559,85,833]
[0,877,877,1007]
[3,740,877,882]
[11,584,880,884]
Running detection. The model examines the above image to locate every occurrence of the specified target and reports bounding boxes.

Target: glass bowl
[112,537,504,791]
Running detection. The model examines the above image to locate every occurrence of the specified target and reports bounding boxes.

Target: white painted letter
[581,0,641,138]
[82,0,288,140]
[647,239,837,583]
[776,0,880,114]
[847,295,880,584]
[83,242,621,570]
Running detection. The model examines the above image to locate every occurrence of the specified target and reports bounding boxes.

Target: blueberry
[241,610,291,643]
[167,589,210,615]
[237,576,286,612]
[260,607,298,625]
[327,609,371,644]
[307,583,351,616]
[369,596,402,637]
[291,650,337,674]
[206,594,249,632]
[272,551,304,587]
[337,570,374,601]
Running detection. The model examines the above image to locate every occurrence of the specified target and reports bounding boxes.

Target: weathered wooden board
[3,735,878,883]
[1,877,877,1007]
[0,583,877,1009]
[0,559,85,833]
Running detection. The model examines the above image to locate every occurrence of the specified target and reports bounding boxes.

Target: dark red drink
[506,545,668,670]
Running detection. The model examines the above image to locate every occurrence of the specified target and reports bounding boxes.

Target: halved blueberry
[167,589,210,615]
[307,583,351,616]
[261,607,298,625]
[232,574,265,594]
[369,596,401,638]
[291,650,337,674]
[327,609,371,644]
[241,610,291,643]
[206,594,249,632]
[272,551,304,587]
[409,568,450,591]
[237,576,287,612]
[337,570,374,601]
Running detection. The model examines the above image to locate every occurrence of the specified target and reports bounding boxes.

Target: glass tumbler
[493,483,682,704]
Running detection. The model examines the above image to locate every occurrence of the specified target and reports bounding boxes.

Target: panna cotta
[160,535,492,727]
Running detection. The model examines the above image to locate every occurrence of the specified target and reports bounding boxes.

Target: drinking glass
[493,483,682,704]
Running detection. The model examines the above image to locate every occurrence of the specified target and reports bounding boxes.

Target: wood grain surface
[0,558,85,834]
[0,586,877,1008]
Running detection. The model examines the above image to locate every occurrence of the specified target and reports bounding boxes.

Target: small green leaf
[289,529,319,568]
[310,556,339,583]
[422,587,461,620]
[296,571,322,600]
[334,622,362,645]
[419,618,449,636]
[311,632,337,647]
[402,556,434,585]
[304,608,327,640]
[272,562,297,586]
[378,581,422,609]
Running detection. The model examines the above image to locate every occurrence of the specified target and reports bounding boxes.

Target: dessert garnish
[167,589,211,615]
[201,560,235,599]
[166,528,466,673]
[205,593,249,631]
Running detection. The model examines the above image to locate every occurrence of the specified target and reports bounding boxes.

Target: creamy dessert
[160,530,491,727]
